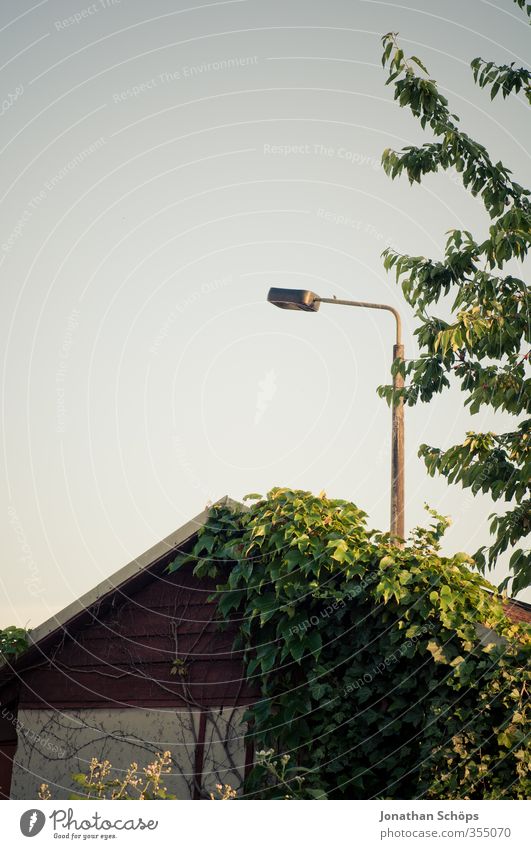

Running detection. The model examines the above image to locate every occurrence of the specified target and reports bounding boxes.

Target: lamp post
[267,287,405,541]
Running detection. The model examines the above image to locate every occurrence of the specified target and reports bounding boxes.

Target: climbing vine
[0,626,28,661]
[169,489,530,800]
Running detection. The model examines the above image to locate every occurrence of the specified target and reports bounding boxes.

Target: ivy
[379,23,530,591]
[0,626,28,661]
[168,489,530,800]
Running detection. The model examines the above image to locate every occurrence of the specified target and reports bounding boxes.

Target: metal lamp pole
[267,289,405,541]
[316,298,404,540]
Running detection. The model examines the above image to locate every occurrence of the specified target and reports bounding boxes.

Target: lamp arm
[316,298,402,346]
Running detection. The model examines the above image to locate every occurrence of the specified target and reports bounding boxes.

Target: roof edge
[24,495,241,651]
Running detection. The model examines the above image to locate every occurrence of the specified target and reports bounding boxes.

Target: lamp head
[266,287,320,312]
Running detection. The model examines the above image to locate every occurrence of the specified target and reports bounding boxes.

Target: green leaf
[410,56,429,74]
[290,640,305,663]
[305,631,323,657]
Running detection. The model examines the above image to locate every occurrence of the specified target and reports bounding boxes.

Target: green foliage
[472,5,530,105]
[0,626,28,661]
[379,27,530,592]
[471,58,531,105]
[512,0,531,16]
[168,489,530,800]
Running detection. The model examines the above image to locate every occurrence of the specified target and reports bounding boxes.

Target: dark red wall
[16,563,258,711]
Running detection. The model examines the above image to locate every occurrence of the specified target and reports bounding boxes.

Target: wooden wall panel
[15,563,259,710]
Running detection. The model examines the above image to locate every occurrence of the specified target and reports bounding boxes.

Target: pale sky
[1,0,530,630]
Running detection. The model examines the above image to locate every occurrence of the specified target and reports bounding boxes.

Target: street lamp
[267,287,405,541]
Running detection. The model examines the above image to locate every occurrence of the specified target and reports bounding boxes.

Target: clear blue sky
[1,0,529,629]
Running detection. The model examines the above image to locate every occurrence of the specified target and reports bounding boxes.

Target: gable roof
[3,497,239,670]
[0,496,261,715]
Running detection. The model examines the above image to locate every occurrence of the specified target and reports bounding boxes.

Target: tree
[378,7,530,593]
[169,489,530,800]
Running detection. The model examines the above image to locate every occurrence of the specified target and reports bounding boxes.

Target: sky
[1,0,529,629]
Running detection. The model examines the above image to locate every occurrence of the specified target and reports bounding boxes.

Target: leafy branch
[379,25,530,591]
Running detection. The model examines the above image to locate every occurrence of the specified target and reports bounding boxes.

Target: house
[0,498,258,800]
[1,497,530,801]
